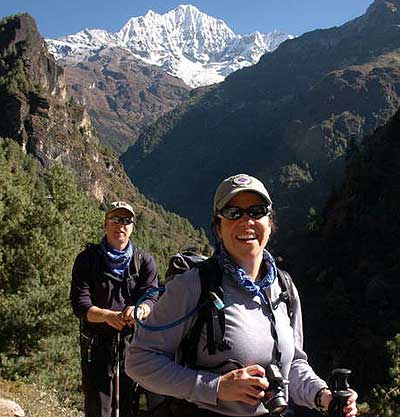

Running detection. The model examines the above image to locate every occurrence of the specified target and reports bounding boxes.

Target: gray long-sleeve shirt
[125,268,327,416]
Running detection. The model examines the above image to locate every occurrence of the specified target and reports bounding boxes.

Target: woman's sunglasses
[217,204,271,220]
[108,216,135,225]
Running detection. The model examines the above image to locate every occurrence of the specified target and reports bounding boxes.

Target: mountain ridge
[46,4,292,87]
[121,0,400,234]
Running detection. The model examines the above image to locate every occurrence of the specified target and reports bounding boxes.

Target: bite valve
[328,368,352,417]
[210,291,225,310]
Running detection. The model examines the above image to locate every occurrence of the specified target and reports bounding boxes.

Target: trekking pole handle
[328,368,352,417]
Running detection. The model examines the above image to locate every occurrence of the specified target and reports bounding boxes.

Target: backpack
[166,251,296,368]
[165,251,208,283]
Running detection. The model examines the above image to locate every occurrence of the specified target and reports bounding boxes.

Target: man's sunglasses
[217,204,271,221]
[108,216,135,225]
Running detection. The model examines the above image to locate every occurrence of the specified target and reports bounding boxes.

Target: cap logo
[106,201,135,217]
[233,175,251,186]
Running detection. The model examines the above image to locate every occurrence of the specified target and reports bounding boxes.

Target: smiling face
[216,191,271,270]
[104,208,134,250]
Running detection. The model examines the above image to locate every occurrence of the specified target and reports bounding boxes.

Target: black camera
[262,364,289,415]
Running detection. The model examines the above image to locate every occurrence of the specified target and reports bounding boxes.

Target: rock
[0,399,25,417]
[0,13,141,204]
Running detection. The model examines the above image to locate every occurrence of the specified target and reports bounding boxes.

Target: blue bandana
[215,243,277,304]
[100,236,133,276]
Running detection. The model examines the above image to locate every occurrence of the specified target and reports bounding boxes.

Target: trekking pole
[328,368,352,417]
[115,332,121,417]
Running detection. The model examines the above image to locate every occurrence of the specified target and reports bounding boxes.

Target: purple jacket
[70,243,158,336]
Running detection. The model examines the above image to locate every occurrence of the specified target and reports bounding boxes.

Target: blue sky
[1,0,373,39]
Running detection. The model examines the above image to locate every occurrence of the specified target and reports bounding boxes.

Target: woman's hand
[136,303,151,320]
[121,304,151,326]
[321,388,358,416]
[217,364,269,405]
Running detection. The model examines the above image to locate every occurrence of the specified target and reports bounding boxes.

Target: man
[71,201,158,417]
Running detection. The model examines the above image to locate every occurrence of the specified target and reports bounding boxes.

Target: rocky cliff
[0,13,130,202]
[64,46,190,153]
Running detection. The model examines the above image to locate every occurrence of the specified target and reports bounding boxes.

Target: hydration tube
[134,287,225,331]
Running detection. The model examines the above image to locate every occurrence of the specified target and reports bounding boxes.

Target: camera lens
[263,364,289,415]
[269,396,287,414]
[263,394,287,414]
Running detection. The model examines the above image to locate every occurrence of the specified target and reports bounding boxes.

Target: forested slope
[284,108,400,415]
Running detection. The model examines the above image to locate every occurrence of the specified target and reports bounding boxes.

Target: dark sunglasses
[108,216,134,225]
[217,204,271,220]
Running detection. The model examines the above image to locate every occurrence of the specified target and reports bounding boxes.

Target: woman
[125,175,357,416]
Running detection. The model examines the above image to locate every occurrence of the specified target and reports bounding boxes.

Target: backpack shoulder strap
[198,257,227,355]
[276,268,295,324]
[180,257,230,367]
[198,256,223,299]
[86,242,100,255]
[79,243,102,334]
[85,242,102,277]
[130,246,144,277]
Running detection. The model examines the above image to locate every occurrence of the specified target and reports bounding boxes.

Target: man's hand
[86,304,151,330]
[104,310,127,331]
[217,364,269,405]
[86,306,126,331]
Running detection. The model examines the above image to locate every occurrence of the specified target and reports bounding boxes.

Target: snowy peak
[116,4,236,63]
[47,4,293,87]
[47,28,119,62]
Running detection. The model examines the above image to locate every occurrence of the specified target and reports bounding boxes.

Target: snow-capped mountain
[47,4,293,87]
